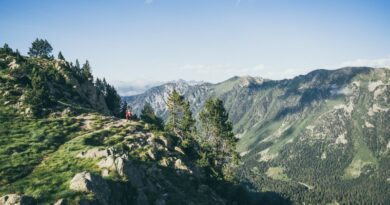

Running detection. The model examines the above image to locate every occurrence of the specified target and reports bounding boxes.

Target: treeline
[0,39,121,117]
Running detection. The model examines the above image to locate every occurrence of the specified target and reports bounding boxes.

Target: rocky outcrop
[0,194,35,205]
[69,172,110,205]
[77,148,114,159]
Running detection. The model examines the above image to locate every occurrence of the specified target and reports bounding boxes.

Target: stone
[158,136,172,148]
[114,157,125,176]
[69,172,110,205]
[77,148,113,159]
[97,156,116,170]
[174,147,185,155]
[174,159,192,173]
[147,149,156,160]
[0,194,35,205]
[53,199,66,205]
[101,169,110,177]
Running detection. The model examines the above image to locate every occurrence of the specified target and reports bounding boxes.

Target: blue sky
[1,0,389,84]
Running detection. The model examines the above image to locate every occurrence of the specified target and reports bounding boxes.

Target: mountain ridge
[124,66,390,204]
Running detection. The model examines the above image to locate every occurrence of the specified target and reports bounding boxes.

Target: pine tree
[104,83,121,116]
[140,102,163,130]
[198,98,239,181]
[1,43,13,54]
[180,101,195,134]
[58,51,65,60]
[75,59,81,70]
[28,38,53,58]
[95,78,105,95]
[26,67,54,117]
[81,60,93,81]
[166,89,194,138]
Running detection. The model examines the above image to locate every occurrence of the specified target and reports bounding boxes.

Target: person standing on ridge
[126,109,132,121]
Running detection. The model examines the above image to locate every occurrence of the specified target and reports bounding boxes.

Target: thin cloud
[336,57,390,68]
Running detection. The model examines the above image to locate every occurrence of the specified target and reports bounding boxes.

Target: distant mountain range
[123,67,390,204]
[115,79,205,96]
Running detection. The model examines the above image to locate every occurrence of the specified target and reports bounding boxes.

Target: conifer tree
[26,67,54,117]
[166,89,194,139]
[198,98,239,181]
[28,38,53,58]
[141,102,163,129]
[75,59,81,70]
[104,82,121,116]
[81,60,93,81]
[58,51,65,60]
[1,43,13,54]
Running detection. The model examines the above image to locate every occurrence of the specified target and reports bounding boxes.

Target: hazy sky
[1,0,390,84]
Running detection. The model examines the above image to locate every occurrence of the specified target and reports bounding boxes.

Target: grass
[0,113,81,185]
[266,167,290,181]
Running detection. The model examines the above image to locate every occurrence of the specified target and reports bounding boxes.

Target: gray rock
[97,156,115,170]
[114,157,125,176]
[77,148,113,159]
[69,172,110,205]
[174,159,192,173]
[0,194,35,205]
[53,199,65,205]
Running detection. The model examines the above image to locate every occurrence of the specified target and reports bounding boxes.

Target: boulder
[97,156,116,170]
[158,136,172,148]
[53,199,66,205]
[0,194,35,205]
[69,172,110,205]
[114,157,125,176]
[174,147,185,155]
[77,148,113,159]
[174,159,192,173]
[147,149,156,160]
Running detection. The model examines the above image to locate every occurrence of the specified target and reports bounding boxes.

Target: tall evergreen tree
[198,98,239,181]
[58,51,65,60]
[1,43,13,54]
[28,38,53,58]
[81,60,93,81]
[166,89,194,139]
[75,59,81,70]
[26,67,54,117]
[104,83,121,116]
[140,102,163,130]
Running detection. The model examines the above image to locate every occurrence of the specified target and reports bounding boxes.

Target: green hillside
[125,67,390,204]
[0,43,289,205]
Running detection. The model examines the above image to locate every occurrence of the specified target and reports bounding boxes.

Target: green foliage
[165,89,195,138]
[140,102,163,130]
[95,78,121,116]
[81,60,93,82]
[1,43,13,55]
[198,98,239,181]
[28,38,53,58]
[26,67,55,117]
[57,51,65,60]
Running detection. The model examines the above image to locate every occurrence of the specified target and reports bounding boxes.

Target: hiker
[125,109,132,121]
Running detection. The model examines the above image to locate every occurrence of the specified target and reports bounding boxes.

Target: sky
[1,0,390,85]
